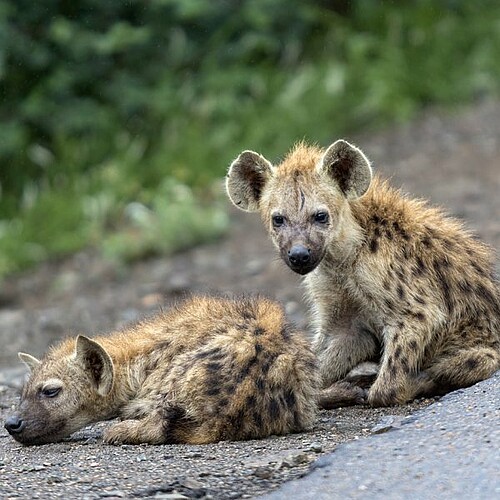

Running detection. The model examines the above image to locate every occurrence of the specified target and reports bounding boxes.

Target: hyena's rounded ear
[18,352,41,372]
[75,335,114,396]
[318,140,372,200]
[226,150,273,212]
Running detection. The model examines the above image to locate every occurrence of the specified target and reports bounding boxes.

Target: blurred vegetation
[1,0,500,277]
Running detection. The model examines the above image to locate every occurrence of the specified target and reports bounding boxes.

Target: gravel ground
[0,99,499,499]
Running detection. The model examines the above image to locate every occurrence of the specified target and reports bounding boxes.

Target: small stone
[153,494,189,500]
[99,491,125,498]
[279,452,310,469]
[370,415,404,434]
[253,467,273,479]
[308,442,323,453]
[181,477,204,490]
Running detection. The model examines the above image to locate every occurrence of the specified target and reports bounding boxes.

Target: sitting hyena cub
[5,296,318,445]
[226,139,500,407]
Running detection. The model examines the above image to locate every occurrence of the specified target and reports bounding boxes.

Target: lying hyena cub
[226,140,500,407]
[5,296,318,445]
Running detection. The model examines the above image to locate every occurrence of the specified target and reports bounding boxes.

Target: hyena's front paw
[103,420,141,445]
[368,380,408,407]
[104,418,165,445]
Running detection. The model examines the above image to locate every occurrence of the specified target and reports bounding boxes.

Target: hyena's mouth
[286,260,320,275]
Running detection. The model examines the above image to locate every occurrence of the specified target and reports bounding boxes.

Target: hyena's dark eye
[272,214,285,227]
[40,387,61,398]
[314,211,329,224]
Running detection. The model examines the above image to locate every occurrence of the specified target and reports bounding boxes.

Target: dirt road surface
[1,100,499,499]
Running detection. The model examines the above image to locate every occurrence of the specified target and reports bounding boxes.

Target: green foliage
[1,0,500,276]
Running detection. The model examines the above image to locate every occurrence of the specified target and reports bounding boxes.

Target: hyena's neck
[93,329,164,409]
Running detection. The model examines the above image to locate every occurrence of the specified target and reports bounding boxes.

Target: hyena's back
[117,296,319,444]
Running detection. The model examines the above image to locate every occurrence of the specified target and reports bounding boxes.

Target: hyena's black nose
[4,416,25,435]
[288,245,311,266]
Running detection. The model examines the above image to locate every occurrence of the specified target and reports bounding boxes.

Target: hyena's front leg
[368,323,433,406]
[314,322,379,388]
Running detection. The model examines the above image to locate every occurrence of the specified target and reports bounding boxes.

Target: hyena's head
[4,336,114,445]
[226,140,372,275]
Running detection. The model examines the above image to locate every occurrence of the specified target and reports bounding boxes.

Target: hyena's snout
[285,244,321,275]
[4,415,26,437]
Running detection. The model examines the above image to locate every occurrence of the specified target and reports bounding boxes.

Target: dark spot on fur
[409,340,418,351]
[433,259,454,314]
[394,346,402,360]
[217,398,228,410]
[206,386,220,397]
[415,295,426,305]
[443,238,455,250]
[370,239,379,253]
[225,383,237,395]
[253,411,263,428]
[396,268,406,283]
[255,377,265,391]
[397,284,405,300]
[415,312,426,321]
[393,332,400,343]
[385,229,393,240]
[281,325,292,340]
[458,280,473,294]
[284,389,296,409]
[254,343,263,355]
[397,322,405,330]
[401,357,410,373]
[261,354,276,375]
[476,284,500,314]
[197,347,224,360]
[246,394,257,407]
[471,261,486,276]
[374,227,381,238]
[268,398,280,420]
[206,361,222,372]
[236,356,258,382]
[162,404,191,444]
[229,408,246,430]
[254,326,265,336]
[414,256,426,277]
[242,309,255,320]
[384,298,394,310]
[372,215,381,224]
[465,358,479,370]
[421,236,432,248]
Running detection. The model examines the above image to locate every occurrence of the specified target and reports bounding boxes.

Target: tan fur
[6,296,318,445]
[227,140,500,407]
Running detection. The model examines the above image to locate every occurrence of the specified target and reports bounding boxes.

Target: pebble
[370,415,404,434]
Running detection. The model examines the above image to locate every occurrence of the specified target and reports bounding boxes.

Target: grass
[1,2,500,278]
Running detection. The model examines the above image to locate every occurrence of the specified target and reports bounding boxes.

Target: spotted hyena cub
[226,139,500,407]
[5,296,318,445]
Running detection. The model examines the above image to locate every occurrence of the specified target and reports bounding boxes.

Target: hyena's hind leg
[406,345,500,400]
